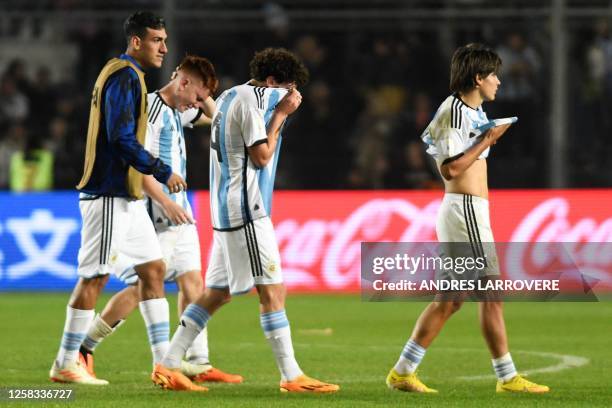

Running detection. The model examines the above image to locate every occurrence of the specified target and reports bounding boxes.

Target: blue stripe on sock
[260,310,289,333]
[493,361,516,377]
[146,322,170,345]
[183,304,210,330]
[82,336,98,351]
[61,332,85,351]
[401,339,426,363]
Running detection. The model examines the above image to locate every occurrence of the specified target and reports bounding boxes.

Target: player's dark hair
[449,43,501,94]
[177,54,219,94]
[249,48,309,88]
[123,11,165,42]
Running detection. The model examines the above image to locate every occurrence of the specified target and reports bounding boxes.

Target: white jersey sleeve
[179,107,202,128]
[430,128,465,161]
[237,101,267,147]
[422,94,490,162]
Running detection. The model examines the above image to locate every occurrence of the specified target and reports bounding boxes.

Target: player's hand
[162,200,195,225]
[166,173,187,194]
[275,88,302,116]
[482,123,512,146]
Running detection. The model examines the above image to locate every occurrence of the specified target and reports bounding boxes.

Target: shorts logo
[267,262,277,274]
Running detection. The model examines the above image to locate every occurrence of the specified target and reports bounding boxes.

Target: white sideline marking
[27,345,587,384]
[456,349,589,381]
[291,344,589,381]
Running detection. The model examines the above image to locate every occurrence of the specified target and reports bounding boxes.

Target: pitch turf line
[287,343,590,381]
[451,348,589,380]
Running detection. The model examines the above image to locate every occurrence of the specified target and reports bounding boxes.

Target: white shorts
[205,217,282,295]
[436,193,499,277]
[116,223,201,285]
[77,197,162,279]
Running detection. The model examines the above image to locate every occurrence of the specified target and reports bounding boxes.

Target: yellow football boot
[386,368,438,393]
[496,375,550,393]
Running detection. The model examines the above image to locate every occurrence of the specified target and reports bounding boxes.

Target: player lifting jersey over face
[386,43,550,395]
[150,48,339,394]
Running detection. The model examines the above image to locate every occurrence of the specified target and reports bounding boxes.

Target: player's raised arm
[440,123,511,180]
[185,96,216,127]
[247,88,302,168]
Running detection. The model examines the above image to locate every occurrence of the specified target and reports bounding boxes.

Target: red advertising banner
[193,190,612,293]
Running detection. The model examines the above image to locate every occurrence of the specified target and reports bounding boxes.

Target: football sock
[260,310,303,381]
[82,314,118,352]
[492,352,517,382]
[186,326,210,365]
[56,306,95,368]
[394,338,426,375]
[139,298,170,365]
[162,303,210,369]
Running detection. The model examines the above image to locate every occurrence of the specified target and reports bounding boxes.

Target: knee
[450,300,463,314]
[204,287,232,306]
[138,260,166,283]
[219,292,232,306]
[84,275,109,294]
[433,300,463,318]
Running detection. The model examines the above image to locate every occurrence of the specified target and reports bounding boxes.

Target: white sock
[162,304,210,369]
[492,352,517,382]
[56,306,94,368]
[394,338,426,375]
[260,310,303,381]
[139,298,170,365]
[186,326,210,365]
[82,314,116,352]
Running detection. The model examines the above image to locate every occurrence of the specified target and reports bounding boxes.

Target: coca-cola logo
[509,198,612,285]
[277,198,439,289]
[198,192,612,291]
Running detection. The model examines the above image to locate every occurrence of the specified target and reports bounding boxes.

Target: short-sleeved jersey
[209,83,287,230]
[145,91,202,229]
[421,93,491,162]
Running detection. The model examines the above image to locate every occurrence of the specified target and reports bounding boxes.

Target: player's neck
[125,49,147,70]
[249,79,267,87]
[157,85,176,109]
[457,90,482,109]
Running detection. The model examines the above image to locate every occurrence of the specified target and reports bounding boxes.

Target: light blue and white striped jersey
[421,93,491,162]
[145,91,202,230]
[209,83,287,230]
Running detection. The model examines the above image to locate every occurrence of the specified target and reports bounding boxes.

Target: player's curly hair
[249,48,309,88]
[123,11,165,42]
[450,43,501,94]
[177,54,219,94]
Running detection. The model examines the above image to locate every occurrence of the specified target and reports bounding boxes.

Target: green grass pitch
[1,293,610,407]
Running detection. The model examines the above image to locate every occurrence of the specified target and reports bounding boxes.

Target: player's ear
[130,35,141,51]
[474,74,483,88]
[265,76,278,87]
[180,76,190,89]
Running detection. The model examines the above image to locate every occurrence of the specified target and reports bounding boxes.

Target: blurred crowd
[1,7,612,191]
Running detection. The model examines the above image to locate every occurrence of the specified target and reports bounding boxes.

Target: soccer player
[79,55,242,384]
[385,43,550,394]
[49,11,187,385]
[149,48,339,393]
